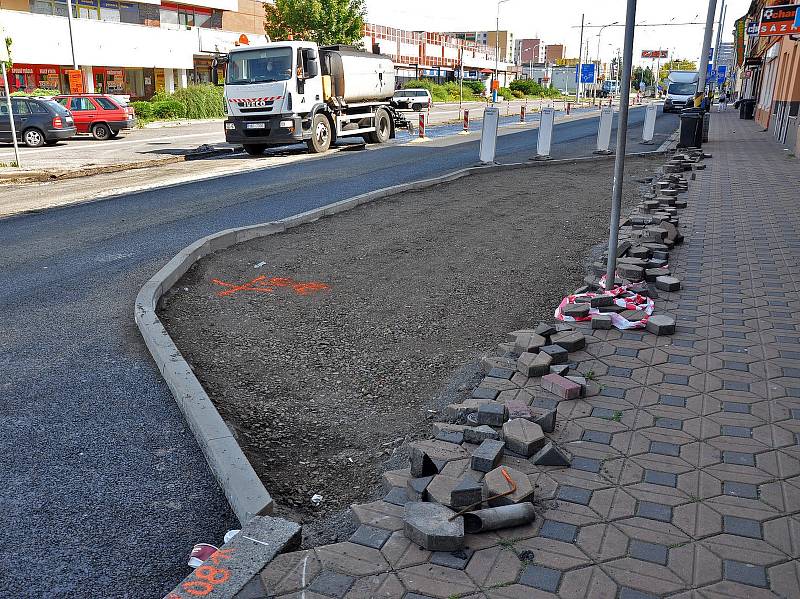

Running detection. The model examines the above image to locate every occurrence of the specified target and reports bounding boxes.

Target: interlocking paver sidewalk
[234,112,800,598]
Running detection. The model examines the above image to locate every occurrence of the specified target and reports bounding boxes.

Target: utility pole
[576,13,585,103]
[605,0,637,289]
[66,0,78,69]
[495,0,510,103]
[712,0,726,93]
[697,0,718,93]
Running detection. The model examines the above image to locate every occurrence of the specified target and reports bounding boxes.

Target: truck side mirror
[211,56,227,87]
[306,61,319,78]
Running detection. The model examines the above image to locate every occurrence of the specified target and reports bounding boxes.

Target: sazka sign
[759,4,800,37]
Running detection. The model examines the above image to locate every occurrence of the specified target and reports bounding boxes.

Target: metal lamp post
[523,47,533,80]
[494,0,511,103]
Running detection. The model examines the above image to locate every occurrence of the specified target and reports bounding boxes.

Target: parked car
[54,94,136,140]
[391,88,432,111]
[0,96,76,147]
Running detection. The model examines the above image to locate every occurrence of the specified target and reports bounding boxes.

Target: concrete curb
[135,144,675,527]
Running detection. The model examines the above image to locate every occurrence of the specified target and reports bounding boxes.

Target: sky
[364,0,751,66]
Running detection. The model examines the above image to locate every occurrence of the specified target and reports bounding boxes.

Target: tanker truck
[213,41,411,155]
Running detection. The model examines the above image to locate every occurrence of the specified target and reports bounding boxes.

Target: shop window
[74,0,100,19]
[30,0,68,16]
[160,6,179,28]
[119,1,139,24]
[99,0,121,22]
[160,3,213,29]
[124,68,145,98]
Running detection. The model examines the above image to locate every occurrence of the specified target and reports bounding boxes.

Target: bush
[11,88,58,97]
[401,78,483,103]
[512,90,524,98]
[151,99,186,119]
[131,100,153,120]
[170,84,225,119]
[464,80,486,96]
[498,87,513,101]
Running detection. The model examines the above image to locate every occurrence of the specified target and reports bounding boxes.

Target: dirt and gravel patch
[158,154,662,546]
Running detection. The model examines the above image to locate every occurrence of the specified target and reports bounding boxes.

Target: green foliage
[2,36,11,67]
[171,84,224,119]
[11,88,56,96]
[658,59,697,85]
[497,87,513,101]
[151,99,187,119]
[512,90,524,98]
[130,100,153,120]
[510,78,560,98]
[264,0,365,46]
[401,78,482,102]
[464,80,485,95]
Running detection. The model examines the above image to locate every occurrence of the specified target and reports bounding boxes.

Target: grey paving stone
[722,401,751,413]
[519,564,562,592]
[517,351,552,377]
[463,424,501,445]
[534,408,557,433]
[723,481,759,499]
[660,395,687,407]
[650,441,681,457]
[582,430,612,444]
[723,451,755,466]
[472,387,500,400]
[540,344,569,364]
[531,442,571,467]
[549,363,570,376]
[503,418,545,457]
[557,485,592,505]
[403,502,464,551]
[617,347,639,357]
[384,487,411,507]
[723,560,768,588]
[450,476,482,509]
[644,470,677,487]
[636,501,672,522]
[619,588,660,599]
[629,539,669,565]
[349,525,392,549]
[664,374,690,385]
[539,520,578,543]
[406,475,435,502]
[572,457,601,473]
[591,407,617,419]
[476,402,508,426]
[601,386,626,399]
[608,366,633,377]
[592,314,614,330]
[531,397,559,410]
[721,425,752,438]
[724,380,751,391]
[723,516,762,539]
[308,570,355,598]
[430,548,474,570]
[655,417,683,430]
[435,430,464,445]
[471,439,505,473]
[487,367,515,380]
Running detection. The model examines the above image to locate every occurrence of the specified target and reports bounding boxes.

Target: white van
[664,71,699,113]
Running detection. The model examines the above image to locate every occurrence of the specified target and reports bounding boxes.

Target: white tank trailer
[320,46,395,104]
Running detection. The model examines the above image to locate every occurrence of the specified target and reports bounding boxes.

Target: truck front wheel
[307,114,332,153]
[365,109,391,144]
[243,144,267,156]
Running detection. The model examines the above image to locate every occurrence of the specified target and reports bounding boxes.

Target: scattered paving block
[487,367,515,380]
[617,256,649,267]
[471,387,499,400]
[505,400,533,420]
[565,375,587,397]
[598,304,626,314]
[517,351,552,377]
[533,408,557,433]
[540,344,569,364]
[406,476,435,501]
[450,476,483,509]
[476,401,508,426]
[349,524,393,549]
[503,418,546,457]
[592,314,614,330]
[550,364,570,376]
[534,322,556,338]
[619,309,647,322]
[471,439,505,473]
[562,303,590,318]
[541,374,582,400]
[554,322,574,332]
[514,332,547,355]
[590,295,615,308]
[629,246,651,259]
[616,241,631,257]
[446,399,489,422]
[532,442,571,466]
[430,548,474,570]
[410,445,439,477]
[618,264,644,282]
[644,267,671,282]
[551,331,586,352]
[675,199,688,208]
[426,475,461,507]
[403,502,464,551]
[436,430,464,445]
[463,425,501,444]
[645,314,676,336]
[484,466,534,506]
[655,276,681,291]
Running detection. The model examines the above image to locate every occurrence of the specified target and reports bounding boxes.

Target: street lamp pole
[697,0,718,93]
[66,0,78,70]
[495,0,510,103]
[605,0,638,289]
[712,0,726,93]
[576,13,584,103]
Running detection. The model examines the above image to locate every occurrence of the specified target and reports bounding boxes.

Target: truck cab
[217,41,402,155]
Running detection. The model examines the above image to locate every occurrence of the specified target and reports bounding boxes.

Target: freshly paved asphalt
[0,106,678,599]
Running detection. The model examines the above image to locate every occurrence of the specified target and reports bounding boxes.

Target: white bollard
[479,106,500,164]
[594,106,614,154]
[533,107,555,160]
[641,102,657,144]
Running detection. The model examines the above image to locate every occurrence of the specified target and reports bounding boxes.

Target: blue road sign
[575,63,596,84]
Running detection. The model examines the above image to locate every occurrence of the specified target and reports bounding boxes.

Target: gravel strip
[159,155,661,546]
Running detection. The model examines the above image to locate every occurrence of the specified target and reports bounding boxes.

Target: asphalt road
[0,106,678,599]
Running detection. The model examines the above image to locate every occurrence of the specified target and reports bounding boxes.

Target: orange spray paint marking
[212,275,330,298]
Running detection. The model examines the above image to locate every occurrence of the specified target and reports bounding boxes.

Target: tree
[264,0,366,46]
[658,59,697,85]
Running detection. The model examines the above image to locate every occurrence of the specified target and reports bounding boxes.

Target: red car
[54,94,136,140]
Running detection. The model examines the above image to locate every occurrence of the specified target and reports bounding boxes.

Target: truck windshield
[226,47,293,85]
[668,82,696,95]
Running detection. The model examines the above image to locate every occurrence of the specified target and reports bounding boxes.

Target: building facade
[515,38,544,65]
[545,44,565,64]
[363,24,514,87]
[447,30,514,65]
[735,0,800,155]
[0,0,268,99]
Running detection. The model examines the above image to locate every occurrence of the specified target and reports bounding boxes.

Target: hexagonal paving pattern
[235,113,799,598]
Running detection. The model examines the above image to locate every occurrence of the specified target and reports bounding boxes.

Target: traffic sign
[575,63,596,84]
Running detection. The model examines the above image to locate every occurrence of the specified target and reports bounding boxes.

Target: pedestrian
[718,89,728,111]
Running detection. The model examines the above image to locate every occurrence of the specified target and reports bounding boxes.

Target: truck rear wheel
[365,108,391,144]
[306,114,332,153]
[244,144,266,156]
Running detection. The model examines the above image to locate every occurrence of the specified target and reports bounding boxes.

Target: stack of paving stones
[240,142,799,597]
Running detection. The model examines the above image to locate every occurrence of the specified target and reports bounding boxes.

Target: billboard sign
[575,63,596,84]
[746,21,760,35]
[759,4,800,36]
[641,50,668,58]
